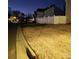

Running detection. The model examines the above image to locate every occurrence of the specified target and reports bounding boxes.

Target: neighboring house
[53,5,66,24]
[35,5,54,18]
[34,5,66,24]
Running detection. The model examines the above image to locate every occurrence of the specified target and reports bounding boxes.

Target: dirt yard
[22,24,71,59]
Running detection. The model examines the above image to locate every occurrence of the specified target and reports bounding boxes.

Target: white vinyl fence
[36,16,66,24]
[36,16,54,24]
[54,16,66,24]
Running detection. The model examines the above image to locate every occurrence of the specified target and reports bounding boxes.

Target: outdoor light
[13,16,16,19]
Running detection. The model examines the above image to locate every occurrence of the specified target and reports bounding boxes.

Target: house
[34,5,54,24]
[53,5,66,24]
[34,5,66,24]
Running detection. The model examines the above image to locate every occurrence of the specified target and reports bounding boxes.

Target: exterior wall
[44,7,54,17]
[36,16,66,24]
[36,12,44,18]
[54,16,66,24]
[36,16,54,24]
[36,7,54,18]
[66,0,71,23]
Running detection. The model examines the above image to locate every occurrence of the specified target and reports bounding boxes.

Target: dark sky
[8,0,65,14]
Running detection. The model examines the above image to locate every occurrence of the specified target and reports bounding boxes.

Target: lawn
[22,24,71,59]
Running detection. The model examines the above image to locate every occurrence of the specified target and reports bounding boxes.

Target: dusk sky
[8,0,65,14]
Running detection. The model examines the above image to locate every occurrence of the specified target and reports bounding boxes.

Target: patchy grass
[22,24,71,59]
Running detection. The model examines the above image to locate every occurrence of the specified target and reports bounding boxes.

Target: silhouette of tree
[19,12,25,23]
[8,7,12,18]
[12,10,20,17]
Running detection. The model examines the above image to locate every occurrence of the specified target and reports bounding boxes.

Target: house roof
[35,4,65,15]
[36,4,61,11]
[36,5,53,12]
[37,8,46,12]
[54,5,65,15]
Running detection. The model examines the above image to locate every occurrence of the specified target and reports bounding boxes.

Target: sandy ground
[22,24,71,59]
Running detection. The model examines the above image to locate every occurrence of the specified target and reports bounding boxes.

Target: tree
[8,7,12,18]
[12,10,20,17]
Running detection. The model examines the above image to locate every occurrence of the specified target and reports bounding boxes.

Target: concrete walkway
[16,26,37,59]
[9,24,38,59]
[8,24,17,59]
